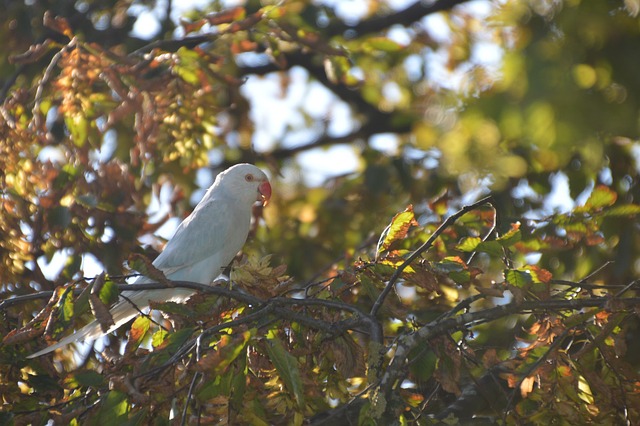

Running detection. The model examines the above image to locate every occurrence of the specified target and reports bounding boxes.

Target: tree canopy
[1,0,640,424]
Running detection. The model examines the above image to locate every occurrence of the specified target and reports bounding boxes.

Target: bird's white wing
[151,199,249,282]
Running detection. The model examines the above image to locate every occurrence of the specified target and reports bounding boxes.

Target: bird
[28,163,271,358]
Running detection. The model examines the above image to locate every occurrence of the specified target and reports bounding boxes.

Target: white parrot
[28,163,271,358]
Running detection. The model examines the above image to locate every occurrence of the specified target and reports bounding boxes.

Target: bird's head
[218,163,272,206]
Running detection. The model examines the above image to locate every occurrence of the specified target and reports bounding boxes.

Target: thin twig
[181,371,200,426]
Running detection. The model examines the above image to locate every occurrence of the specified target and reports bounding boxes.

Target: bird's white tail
[27,287,195,358]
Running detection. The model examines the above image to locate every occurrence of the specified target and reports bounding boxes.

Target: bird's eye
[245,174,254,182]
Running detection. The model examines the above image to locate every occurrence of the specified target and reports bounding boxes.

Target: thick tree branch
[325,0,474,38]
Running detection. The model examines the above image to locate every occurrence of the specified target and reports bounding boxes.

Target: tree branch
[325,0,474,39]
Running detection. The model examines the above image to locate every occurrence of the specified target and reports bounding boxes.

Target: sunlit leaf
[602,204,640,216]
[365,37,404,52]
[526,265,552,283]
[577,185,617,212]
[497,222,522,247]
[505,269,532,288]
[456,236,481,252]
[127,316,151,350]
[64,112,88,147]
[377,205,418,255]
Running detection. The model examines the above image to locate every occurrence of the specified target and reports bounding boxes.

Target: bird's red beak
[258,181,272,205]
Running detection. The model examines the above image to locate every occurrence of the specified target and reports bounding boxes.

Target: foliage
[1,0,640,424]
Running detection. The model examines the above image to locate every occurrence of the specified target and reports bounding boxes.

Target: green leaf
[98,279,119,305]
[174,47,201,85]
[150,301,195,318]
[434,257,466,274]
[151,329,169,348]
[577,185,617,212]
[154,328,193,352]
[456,236,481,252]
[496,224,522,247]
[58,287,75,322]
[64,112,88,147]
[602,204,640,216]
[64,370,106,388]
[505,269,532,288]
[476,240,504,257]
[264,336,305,409]
[94,391,129,425]
[365,37,404,52]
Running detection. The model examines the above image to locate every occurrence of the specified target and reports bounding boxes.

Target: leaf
[128,253,172,286]
[195,330,252,374]
[151,329,169,348]
[64,371,106,388]
[434,257,466,274]
[206,6,245,25]
[149,300,195,318]
[365,37,404,52]
[264,336,305,409]
[94,391,129,425]
[153,328,193,353]
[476,240,504,257]
[43,12,74,38]
[98,278,119,306]
[497,222,522,247]
[602,204,640,216]
[526,265,552,283]
[577,185,617,212]
[126,316,150,352]
[174,47,201,85]
[65,112,89,147]
[377,205,419,256]
[505,269,532,288]
[456,236,481,252]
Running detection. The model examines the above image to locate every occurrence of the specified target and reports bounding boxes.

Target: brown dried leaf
[128,253,172,287]
[206,6,245,25]
[180,18,206,34]
[482,349,500,368]
[330,335,366,378]
[43,12,74,38]
[406,267,439,292]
